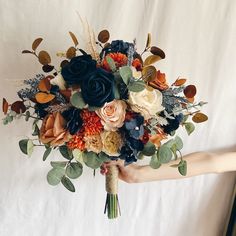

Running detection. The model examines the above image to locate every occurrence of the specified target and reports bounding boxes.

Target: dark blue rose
[61,55,97,85]
[163,114,184,134]
[101,40,132,56]
[81,68,115,107]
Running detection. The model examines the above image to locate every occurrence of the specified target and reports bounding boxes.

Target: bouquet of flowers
[2,28,207,219]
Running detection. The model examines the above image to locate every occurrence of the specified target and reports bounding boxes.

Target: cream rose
[84,134,103,154]
[128,87,164,119]
[96,100,127,131]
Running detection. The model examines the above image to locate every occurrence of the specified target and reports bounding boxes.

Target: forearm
[133,152,236,183]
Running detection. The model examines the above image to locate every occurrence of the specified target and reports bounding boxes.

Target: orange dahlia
[102,53,128,71]
[81,109,103,135]
[67,128,85,150]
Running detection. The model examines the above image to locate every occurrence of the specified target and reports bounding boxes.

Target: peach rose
[96,100,127,131]
[40,112,71,146]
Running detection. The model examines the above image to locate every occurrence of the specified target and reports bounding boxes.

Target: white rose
[50,74,66,90]
[128,88,164,119]
[96,100,127,131]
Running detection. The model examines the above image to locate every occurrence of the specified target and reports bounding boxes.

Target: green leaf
[72,149,83,163]
[114,84,120,99]
[70,92,86,109]
[61,176,75,192]
[141,141,156,156]
[106,56,116,72]
[82,151,103,169]
[128,80,145,92]
[119,66,132,85]
[27,140,34,157]
[182,115,189,123]
[32,124,40,136]
[158,145,172,163]
[19,139,28,155]
[149,155,161,169]
[43,147,52,161]
[88,106,99,111]
[66,162,83,179]
[59,145,73,160]
[47,167,65,186]
[175,136,183,150]
[184,122,195,135]
[50,161,67,168]
[178,160,187,176]
[25,111,30,121]
[98,152,110,162]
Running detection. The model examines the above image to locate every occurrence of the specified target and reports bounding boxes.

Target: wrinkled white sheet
[0,0,235,235]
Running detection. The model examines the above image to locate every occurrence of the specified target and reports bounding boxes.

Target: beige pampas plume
[76,12,100,63]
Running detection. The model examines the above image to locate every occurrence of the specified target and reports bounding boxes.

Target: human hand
[100,160,140,183]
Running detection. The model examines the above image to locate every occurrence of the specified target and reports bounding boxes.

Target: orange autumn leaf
[2,98,8,115]
[38,78,51,92]
[184,85,197,98]
[35,92,55,104]
[173,78,187,86]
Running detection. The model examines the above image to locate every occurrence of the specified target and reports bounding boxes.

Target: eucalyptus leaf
[106,56,116,72]
[43,147,52,161]
[47,167,65,186]
[178,160,187,176]
[128,80,145,92]
[66,162,83,179]
[141,141,156,156]
[59,145,73,160]
[175,136,183,150]
[50,161,68,168]
[98,152,110,162]
[158,145,172,163]
[19,139,28,155]
[149,155,161,169]
[82,151,103,169]
[184,122,195,135]
[72,149,83,163]
[70,92,86,109]
[32,124,40,136]
[61,176,75,192]
[119,66,132,85]
[27,140,34,157]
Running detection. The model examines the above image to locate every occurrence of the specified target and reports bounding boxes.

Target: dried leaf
[192,113,208,123]
[187,97,194,103]
[69,31,79,47]
[2,98,8,114]
[38,78,51,92]
[150,46,165,59]
[38,50,51,65]
[42,65,54,73]
[32,38,43,51]
[11,101,26,114]
[60,89,72,102]
[173,78,187,86]
[60,60,69,68]
[144,55,162,66]
[22,50,32,54]
[142,65,157,82]
[66,47,76,59]
[146,33,151,48]
[98,30,110,43]
[35,93,55,104]
[184,85,197,98]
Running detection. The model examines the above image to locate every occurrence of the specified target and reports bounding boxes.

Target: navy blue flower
[124,114,144,139]
[102,40,132,56]
[163,114,184,134]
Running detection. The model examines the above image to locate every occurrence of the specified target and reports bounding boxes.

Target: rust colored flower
[149,128,167,147]
[81,109,103,135]
[132,58,142,71]
[102,53,128,71]
[67,128,85,150]
[149,70,169,91]
[40,112,71,146]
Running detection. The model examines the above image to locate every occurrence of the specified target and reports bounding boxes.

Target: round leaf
[149,155,161,169]
[19,139,28,155]
[142,141,156,156]
[32,38,43,51]
[38,78,51,92]
[35,92,55,104]
[184,85,197,98]
[70,92,86,109]
[50,161,67,168]
[59,145,73,160]
[119,66,132,85]
[61,176,75,192]
[82,151,103,169]
[11,101,26,114]
[66,46,76,59]
[66,162,83,179]
[150,46,165,59]
[38,50,51,65]
[178,160,187,176]
[158,146,172,163]
[47,168,65,186]
[98,30,110,43]
[142,65,157,82]
[192,113,208,123]
[174,136,183,150]
[144,55,162,66]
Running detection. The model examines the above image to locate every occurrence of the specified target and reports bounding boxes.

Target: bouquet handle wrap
[104,165,120,219]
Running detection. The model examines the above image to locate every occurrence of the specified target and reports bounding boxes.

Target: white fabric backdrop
[0,0,235,235]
